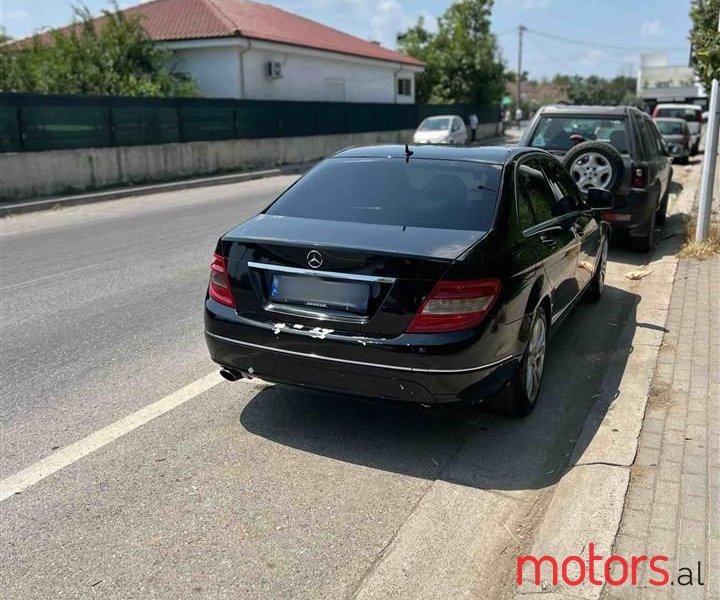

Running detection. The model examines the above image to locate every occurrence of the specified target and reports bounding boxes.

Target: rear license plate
[270,274,370,313]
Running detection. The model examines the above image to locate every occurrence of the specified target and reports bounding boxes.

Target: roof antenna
[404,143,414,163]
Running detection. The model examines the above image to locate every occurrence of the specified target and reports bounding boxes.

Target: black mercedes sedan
[204,145,612,415]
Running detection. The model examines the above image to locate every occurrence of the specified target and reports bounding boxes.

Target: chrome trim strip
[264,302,369,324]
[205,331,515,374]
[247,261,396,284]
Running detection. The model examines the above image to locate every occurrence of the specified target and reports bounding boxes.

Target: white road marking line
[0,371,224,502]
[2,255,133,291]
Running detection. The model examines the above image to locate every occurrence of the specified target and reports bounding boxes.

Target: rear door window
[539,157,584,214]
[637,117,660,159]
[266,157,502,232]
[515,157,557,228]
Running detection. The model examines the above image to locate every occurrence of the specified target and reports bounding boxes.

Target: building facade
[637,53,706,109]
[166,37,422,103]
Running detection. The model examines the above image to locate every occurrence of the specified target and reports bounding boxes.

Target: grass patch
[677,218,720,259]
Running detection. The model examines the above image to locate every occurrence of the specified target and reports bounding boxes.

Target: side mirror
[587,187,614,210]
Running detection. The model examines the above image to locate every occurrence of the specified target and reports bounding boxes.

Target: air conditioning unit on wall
[266,61,283,79]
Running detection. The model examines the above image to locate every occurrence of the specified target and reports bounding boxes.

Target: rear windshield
[655,120,686,135]
[655,107,700,122]
[266,157,501,231]
[529,116,629,153]
[418,117,451,131]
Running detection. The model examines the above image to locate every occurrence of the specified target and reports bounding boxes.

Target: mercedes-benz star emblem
[306,250,323,269]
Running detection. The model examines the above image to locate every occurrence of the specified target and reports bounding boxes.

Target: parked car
[204,145,612,416]
[652,103,703,155]
[413,115,468,144]
[654,117,692,164]
[520,105,673,252]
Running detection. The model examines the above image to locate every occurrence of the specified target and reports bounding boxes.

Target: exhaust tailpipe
[219,368,241,382]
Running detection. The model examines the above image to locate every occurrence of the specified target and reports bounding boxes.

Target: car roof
[420,115,462,120]
[655,103,702,110]
[333,144,522,165]
[534,104,636,117]
[654,117,687,123]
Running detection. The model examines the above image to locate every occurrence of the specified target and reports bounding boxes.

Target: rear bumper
[205,299,523,404]
[603,188,656,234]
[206,331,519,404]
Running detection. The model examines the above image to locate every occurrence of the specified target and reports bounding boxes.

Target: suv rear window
[654,107,701,122]
[655,120,686,135]
[266,157,501,231]
[529,116,629,153]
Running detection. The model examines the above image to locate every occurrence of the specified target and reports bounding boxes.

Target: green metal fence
[0,93,499,153]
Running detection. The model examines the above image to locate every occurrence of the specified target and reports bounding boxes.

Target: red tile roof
[19,0,424,67]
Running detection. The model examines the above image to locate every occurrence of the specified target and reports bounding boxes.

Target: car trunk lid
[220,215,487,337]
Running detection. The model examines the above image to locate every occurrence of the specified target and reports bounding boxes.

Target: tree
[396,17,437,104]
[562,75,638,106]
[0,27,11,44]
[689,0,720,91]
[397,0,505,105]
[0,2,197,97]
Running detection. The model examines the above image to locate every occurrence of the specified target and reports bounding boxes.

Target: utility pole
[695,8,720,242]
[517,25,526,119]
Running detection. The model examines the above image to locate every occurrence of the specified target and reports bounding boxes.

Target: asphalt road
[0,161,698,599]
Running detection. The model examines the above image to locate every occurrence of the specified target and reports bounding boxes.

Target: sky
[0,0,693,79]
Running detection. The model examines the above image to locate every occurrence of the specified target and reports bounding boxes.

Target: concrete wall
[1,124,500,202]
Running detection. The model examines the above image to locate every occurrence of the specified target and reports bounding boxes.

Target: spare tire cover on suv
[562,141,625,193]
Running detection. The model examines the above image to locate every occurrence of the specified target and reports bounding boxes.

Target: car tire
[563,141,625,194]
[505,306,548,417]
[630,207,656,253]
[584,240,608,303]
[691,141,699,156]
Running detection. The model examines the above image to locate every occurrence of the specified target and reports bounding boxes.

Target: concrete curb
[0,162,314,218]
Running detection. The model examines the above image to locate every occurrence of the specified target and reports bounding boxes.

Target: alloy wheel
[570,152,613,191]
[524,314,547,403]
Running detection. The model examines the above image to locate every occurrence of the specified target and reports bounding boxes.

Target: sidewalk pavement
[605,257,719,600]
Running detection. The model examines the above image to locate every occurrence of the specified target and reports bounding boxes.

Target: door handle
[540,235,558,247]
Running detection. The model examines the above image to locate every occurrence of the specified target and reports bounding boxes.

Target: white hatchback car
[413,115,468,144]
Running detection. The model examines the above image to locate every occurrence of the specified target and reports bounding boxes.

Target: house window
[397,78,412,96]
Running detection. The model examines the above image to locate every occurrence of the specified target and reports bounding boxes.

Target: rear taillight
[208,253,235,307]
[631,166,646,189]
[406,279,501,333]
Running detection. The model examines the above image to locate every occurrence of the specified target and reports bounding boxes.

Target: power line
[525,27,687,52]
[522,33,578,74]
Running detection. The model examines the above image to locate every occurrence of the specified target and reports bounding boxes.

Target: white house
[122,0,424,102]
